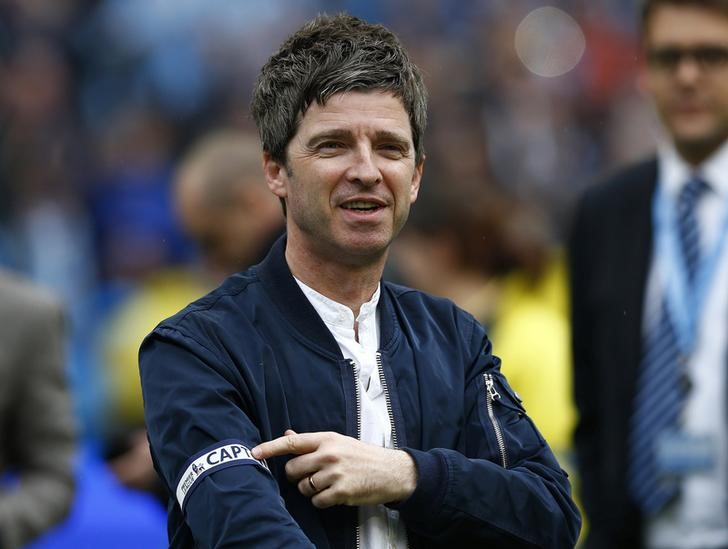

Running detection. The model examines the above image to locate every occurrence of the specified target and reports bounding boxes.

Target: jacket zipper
[351,355,407,548]
[376,352,398,449]
[377,352,409,548]
[484,373,508,468]
[348,359,362,549]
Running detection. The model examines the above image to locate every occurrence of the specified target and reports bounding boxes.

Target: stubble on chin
[673,129,728,164]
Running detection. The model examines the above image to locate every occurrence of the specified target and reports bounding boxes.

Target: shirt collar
[658,138,728,198]
[293,276,381,329]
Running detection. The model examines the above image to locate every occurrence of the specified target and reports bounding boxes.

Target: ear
[263,152,289,199]
[409,157,425,203]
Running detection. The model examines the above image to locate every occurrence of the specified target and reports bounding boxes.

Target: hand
[252,430,417,508]
[108,428,158,491]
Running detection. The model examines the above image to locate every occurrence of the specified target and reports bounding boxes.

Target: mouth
[673,101,704,113]
[340,199,386,212]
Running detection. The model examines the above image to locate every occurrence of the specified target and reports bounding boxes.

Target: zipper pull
[485,374,501,401]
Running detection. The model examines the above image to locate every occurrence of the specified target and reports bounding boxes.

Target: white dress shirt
[295,277,408,548]
[644,139,728,549]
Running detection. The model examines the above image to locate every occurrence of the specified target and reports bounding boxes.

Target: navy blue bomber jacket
[139,236,581,548]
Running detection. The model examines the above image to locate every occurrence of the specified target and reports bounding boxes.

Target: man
[0,269,76,548]
[140,14,580,548]
[569,1,728,547]
[174,129,284,281]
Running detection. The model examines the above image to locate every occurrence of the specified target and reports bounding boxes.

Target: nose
[346,145,382,187]
[674,55,702,84]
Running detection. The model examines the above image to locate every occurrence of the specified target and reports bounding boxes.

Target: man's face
[642,5,728,162]
[264,90,423,267]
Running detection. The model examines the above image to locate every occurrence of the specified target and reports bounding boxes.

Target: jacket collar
[255,234,397,355]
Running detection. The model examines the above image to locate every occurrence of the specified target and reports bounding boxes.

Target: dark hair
[405,181,553,282]
[251,13,427,165]
[641,0,728,31]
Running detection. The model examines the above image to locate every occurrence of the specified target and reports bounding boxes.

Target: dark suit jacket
[568,159,658,549]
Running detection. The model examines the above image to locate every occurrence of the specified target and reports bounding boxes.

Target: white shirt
[294,277,408,549]
[644,140,728,549]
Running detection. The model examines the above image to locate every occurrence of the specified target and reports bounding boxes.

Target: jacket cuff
[387,447,448,520]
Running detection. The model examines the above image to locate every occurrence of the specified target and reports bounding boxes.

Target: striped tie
[677,178,709,285]
[628,177,708,514]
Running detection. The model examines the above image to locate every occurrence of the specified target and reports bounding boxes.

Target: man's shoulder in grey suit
[0,269,63,318]
[0,269,64,354]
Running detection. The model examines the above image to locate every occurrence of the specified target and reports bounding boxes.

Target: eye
[696,47,728,68]
[379,143,408,158]
[647,45,728,72]
[647,48,682,70]
[317,141,345,152]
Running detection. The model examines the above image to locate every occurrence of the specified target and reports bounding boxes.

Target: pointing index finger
[252,431,322,460]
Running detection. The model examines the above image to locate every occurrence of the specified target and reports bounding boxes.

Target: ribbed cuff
[387,447,448,522]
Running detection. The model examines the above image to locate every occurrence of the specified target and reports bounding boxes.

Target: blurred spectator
[0,30,94,296]
[0,269,76,549]
[174,129,284,282]
[85,105,192,283]
[99,269,208,501]
[392,181,575,458]
[569,0,728,547]
[97,129,284,500]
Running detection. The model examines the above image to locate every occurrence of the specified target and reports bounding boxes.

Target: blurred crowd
[0,0,656,545]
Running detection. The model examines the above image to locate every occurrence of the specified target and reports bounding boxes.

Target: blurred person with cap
[0,269,76,549]
[140,12,580,549]
[569,0,728,547]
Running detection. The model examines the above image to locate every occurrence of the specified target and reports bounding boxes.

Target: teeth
[343,201,378,210]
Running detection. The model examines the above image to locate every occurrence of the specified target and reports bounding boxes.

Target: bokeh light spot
[515,6,586,78]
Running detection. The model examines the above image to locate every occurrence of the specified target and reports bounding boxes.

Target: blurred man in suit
[569,1,728,547]
[0,269,76,548]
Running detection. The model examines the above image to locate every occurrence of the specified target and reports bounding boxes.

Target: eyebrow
[375,130,412,147]
[306,128,412,148]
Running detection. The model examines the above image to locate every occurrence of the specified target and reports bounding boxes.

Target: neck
[675,137,724,167]
[285,243,385,318]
